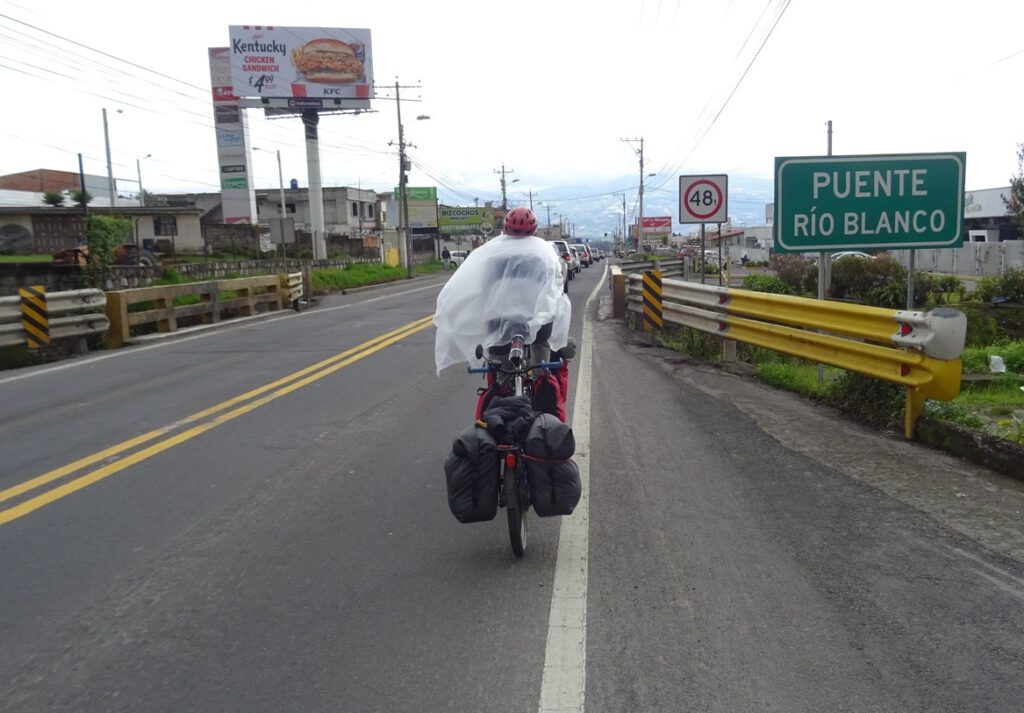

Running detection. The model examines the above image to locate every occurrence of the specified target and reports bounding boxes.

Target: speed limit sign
[679,174,728,224]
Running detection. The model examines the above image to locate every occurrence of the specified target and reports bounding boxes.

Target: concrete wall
[892,241,1024,275]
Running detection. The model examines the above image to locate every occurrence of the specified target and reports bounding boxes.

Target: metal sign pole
[717,222,723,287]
[700,223,706,285]
[907,250,916,309]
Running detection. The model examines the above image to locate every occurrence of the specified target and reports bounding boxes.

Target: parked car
[830,251,875,262]
[549,239,575,282]
[447,250,468,269]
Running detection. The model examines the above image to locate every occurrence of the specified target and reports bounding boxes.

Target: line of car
[549,240,606,293]
[444,241,607,294]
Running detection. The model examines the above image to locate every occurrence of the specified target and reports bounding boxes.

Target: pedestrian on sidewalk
[442,246,451,271]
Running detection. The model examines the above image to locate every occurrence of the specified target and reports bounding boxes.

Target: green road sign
[774,152,965,253]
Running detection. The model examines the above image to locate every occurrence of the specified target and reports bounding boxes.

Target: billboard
[229,26,374,100]
[439,207,495,235]
[642,216,673,234]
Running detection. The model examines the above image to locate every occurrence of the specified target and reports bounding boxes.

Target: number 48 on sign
[679,174,729,224]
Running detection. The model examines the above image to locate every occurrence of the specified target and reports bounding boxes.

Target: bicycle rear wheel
[505,467,527,558]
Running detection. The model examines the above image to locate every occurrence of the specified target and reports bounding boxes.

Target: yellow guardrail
[611,266,967,439]
[105,274,296,348]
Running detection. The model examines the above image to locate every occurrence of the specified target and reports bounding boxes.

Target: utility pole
[622,137,644,251]
[494,163,514,210]
[396,82,413,278]
[545,204,551,227]
[621,193,627,251]
[527,190,535,210]
[103,108,116,207]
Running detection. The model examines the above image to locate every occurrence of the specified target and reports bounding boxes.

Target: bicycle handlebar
[466,358,564,375]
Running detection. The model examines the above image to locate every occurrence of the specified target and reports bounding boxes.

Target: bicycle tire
[505,467,527,557]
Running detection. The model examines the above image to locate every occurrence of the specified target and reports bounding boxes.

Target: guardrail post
[201,283,219,325]
[611,270,625,318]
[104,291,129,348]
[641,270,663,332]
[722,339,737,363]
[19,285,49,349]
[905,388,926,440]
[239,284,255,317]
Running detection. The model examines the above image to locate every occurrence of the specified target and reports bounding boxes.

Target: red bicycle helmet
[504,206,538,237]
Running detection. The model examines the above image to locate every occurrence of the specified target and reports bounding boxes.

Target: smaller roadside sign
[679,174,728,224]
[642,216,673,234]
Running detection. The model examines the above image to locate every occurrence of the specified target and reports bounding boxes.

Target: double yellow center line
[0,315,434,527]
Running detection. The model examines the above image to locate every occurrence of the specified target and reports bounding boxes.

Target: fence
[611,265,966,439]
[105,273,301,348]
[0,288,109,349]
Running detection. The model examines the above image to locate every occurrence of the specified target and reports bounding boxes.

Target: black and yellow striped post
[19,285,49,348]
[641,269,663,331]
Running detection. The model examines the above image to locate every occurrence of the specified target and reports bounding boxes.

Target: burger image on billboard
[291,38,363,83]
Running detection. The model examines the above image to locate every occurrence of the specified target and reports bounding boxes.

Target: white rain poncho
[433,234,571,374]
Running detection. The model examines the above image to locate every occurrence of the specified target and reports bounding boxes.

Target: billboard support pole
[302,110,327,261]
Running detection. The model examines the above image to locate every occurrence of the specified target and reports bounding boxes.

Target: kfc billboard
[229,26,374,100]
[642,216,673,234]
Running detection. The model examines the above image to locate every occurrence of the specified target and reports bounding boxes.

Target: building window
[153,216,178,236]
[366,204,374,218]
[351,202,359,217]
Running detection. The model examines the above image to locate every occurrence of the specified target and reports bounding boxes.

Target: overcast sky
[2,0,1022,236]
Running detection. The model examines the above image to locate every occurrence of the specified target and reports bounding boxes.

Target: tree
[71,189,93,206]
[42,191,65,206]
[85,215,131,269]
[1004,142,1024,240]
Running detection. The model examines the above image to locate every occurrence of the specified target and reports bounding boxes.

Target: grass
[0,255,53,263]
[310,260,446,293]
[754,360,837,399]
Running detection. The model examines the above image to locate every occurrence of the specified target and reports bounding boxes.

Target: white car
[549,240,576,282]
[446,250,468,269]
[830,251,874,262]
[549,242,570,293]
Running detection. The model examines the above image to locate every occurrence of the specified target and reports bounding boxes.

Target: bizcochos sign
[774,152,966,253]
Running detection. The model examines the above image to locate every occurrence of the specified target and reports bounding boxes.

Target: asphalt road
[2,259,1023,712]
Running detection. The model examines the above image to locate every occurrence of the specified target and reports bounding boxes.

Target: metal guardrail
[611,265,967,439]
[105,273,298,348]
[0,289,109,348]
[283,271,303,307]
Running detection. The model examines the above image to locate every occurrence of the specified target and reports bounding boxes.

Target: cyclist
[433,206,572,395]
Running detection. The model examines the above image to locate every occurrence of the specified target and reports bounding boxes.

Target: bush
[770,254,816,295]
[741,273,793,294]
[827,372,904,431]
[963,341,1024,374]
[925,400,986,430]
[829,254,907,306]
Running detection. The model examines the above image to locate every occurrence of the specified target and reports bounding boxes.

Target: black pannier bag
[523,414,581,517]
[444,425,500,523]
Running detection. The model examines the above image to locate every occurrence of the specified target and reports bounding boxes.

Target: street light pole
[136,154,151,207]
[103,108,116,207]
[275,149,286,219]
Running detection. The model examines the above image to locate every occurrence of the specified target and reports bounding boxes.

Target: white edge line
[537,264,603,713]
[0,282,444,386]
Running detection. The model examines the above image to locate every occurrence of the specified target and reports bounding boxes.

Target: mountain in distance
[436,173,773,243]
